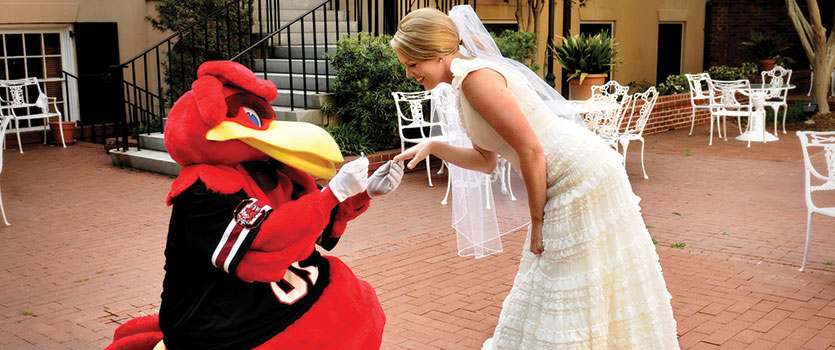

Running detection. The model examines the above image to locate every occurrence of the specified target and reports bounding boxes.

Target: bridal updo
[391,8,460,61]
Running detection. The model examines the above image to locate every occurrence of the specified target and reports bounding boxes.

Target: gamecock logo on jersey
[234,198,272,229]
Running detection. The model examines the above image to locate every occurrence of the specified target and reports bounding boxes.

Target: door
[656,23,683,84]
[73,22,120,126]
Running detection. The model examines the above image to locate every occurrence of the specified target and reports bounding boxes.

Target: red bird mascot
[106,61,402,350]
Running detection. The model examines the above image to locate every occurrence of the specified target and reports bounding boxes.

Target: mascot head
[164,61,343,179]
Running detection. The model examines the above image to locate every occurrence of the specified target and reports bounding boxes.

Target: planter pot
[757,59,775,72]
[48,121,76,145]
[568,73,608,100]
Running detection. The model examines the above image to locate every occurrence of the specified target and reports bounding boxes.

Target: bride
[390,5,679,349]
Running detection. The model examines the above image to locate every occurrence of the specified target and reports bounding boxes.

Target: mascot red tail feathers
[105,60,384,350]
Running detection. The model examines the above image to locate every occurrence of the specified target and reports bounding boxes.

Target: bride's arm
[460,69,547,254]
[393,139,497,174]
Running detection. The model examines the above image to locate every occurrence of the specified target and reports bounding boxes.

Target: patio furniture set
[685,66,795,147]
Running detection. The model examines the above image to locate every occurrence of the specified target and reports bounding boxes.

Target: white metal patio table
[734,83,795,143]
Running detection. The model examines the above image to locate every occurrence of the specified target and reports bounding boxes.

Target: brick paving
[0,122,833,349]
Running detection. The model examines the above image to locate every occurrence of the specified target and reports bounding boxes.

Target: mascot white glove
[328,157,369,202]
[367,160,404,197]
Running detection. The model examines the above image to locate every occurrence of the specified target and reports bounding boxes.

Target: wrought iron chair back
[796,131,835,271]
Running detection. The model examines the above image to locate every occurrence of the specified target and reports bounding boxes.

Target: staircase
[110,0,359,176]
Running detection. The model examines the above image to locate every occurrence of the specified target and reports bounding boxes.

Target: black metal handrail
[108,0,477,152]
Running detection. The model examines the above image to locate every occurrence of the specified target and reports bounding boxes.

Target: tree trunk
[786,0,834,113]
[516,0,525,31]
[530,0,546,72]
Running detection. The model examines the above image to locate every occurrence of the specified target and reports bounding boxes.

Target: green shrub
[707,63,758,80]
[322,33,421,154]
[324,123,373,156]
[765,102,805,124]
[491,30,540,73]
[147,0,254,106]
[627,80,655,95]
[657,74,689,95]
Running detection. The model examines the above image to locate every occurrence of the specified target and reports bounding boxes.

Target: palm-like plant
[552,31,619,84]
[741,31,789,60]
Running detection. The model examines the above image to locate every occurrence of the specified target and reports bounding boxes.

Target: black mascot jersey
[159,181,331,350]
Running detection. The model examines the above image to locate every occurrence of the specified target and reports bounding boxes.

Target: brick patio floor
[0,122,833,349]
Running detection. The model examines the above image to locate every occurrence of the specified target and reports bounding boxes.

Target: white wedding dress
[450,58,679,350]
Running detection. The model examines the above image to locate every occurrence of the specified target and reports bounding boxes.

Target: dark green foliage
[707,63,758,80]
[322,34,421,154]
[657,74,689,96]
[324,123,373,156]
[627,80,655,94]
[491,30,540,73]
[765,102,805,124]
[552,31,619,83]
[741,31,789,60]
[147,0,253,106]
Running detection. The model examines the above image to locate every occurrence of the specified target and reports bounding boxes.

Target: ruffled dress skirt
[483,119,679,350]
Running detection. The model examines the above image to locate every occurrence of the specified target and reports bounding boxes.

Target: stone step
[109,148,181,177]
[252,19,357,34]
[265,31,355,46]
[252,58,334,75]
[272,105,326,125]
[138,132,166,152]
[273,89,328,109]
[271,45,338,59]
[262,72,334,91]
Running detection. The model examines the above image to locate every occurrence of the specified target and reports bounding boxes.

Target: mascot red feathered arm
[106,61,403,350]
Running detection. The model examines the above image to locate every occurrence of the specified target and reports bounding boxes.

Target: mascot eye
[243,106,262,128]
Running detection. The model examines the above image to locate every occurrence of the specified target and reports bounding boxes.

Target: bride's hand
[529,222,544,255]
[393,140,435,170]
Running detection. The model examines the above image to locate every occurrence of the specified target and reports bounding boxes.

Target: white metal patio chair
[580,92,630,141]
[0,115,11,225]
[761,66,792,135]
[392,90,448,187]
[796,131,835,272]
[710,79,754,147]
[685,73,719,137]
[611,87,659,179]
[0,77,66,153]
[590,80,632,132]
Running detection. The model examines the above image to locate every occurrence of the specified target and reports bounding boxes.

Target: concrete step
[252,19,357,34]
[262,72,334,91]
[109,148,181,177]
[138,132,166,152]
[252,58,334,75]
[273,89,329,109]
[272,105,326,125]
[271,45,337,59]
[266,31,354,46]
[277,9,347,21]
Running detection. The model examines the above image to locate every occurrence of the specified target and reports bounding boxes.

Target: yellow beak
[206,120,344,179]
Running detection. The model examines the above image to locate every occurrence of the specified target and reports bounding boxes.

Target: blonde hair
[391,8,460,61]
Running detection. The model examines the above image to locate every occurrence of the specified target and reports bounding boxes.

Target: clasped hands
[328,157,406,202]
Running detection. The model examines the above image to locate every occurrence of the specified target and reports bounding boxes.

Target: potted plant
[552,31,619,100]
[741,31,789,71]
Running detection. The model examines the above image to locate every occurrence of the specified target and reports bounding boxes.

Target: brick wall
[708,0,809,68]
[618,92,711,136]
